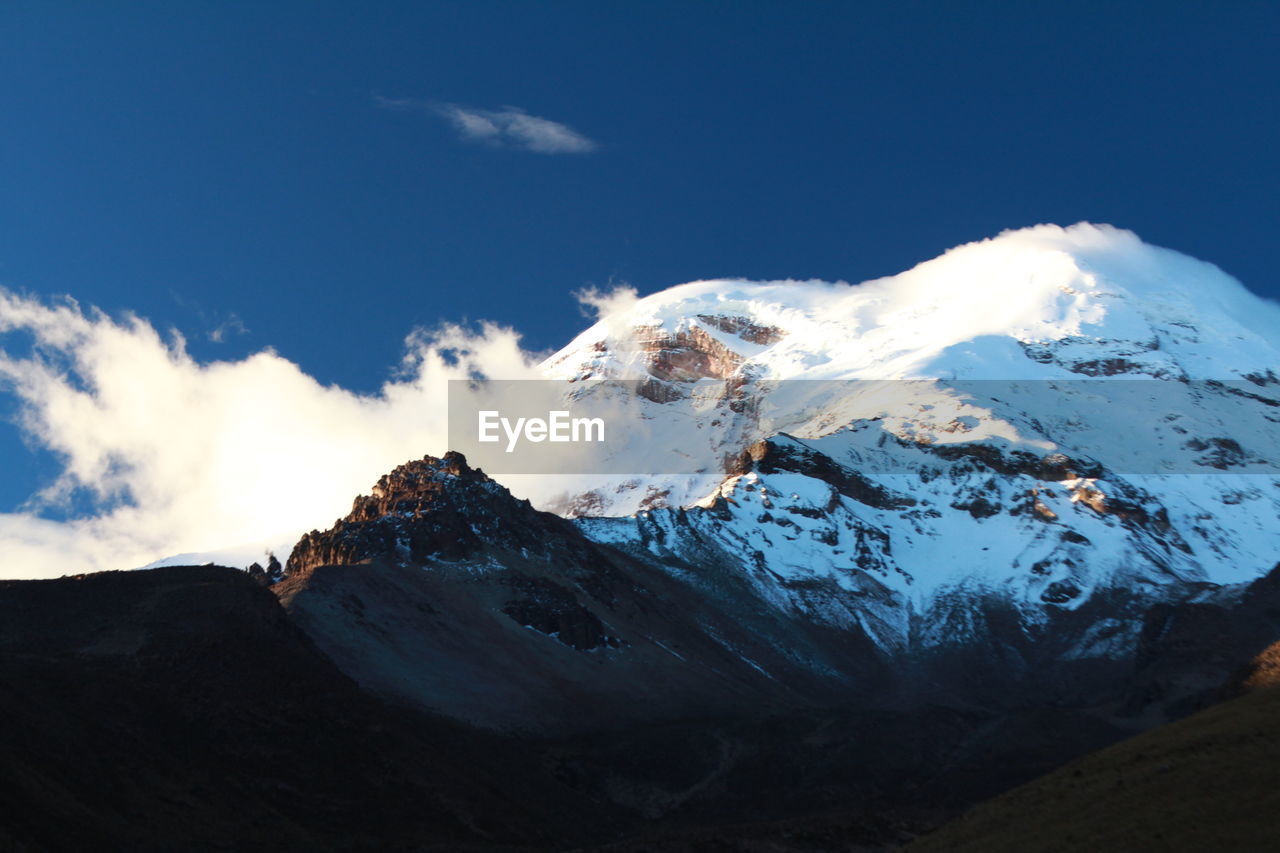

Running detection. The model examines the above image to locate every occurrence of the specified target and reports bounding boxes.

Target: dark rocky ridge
[732,435,918,510]
[0,565,617,852]
[279,453,1280,733]
[287,450,576,574]
[0,564,1138,852]
[276,454,899,732]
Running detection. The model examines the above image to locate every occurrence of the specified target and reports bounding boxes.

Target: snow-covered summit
[523,224,1280,520]
[545,223,1280,383]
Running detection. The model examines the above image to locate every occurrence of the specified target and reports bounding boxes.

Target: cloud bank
[378,97,597,154]
[0,290,544,579]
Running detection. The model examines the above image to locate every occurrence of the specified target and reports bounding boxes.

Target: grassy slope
[906,687,1280,852]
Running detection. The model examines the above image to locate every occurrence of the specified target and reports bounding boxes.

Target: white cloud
[0,289,543,579]
[377,96,597,154]
[439,104,597,154]
[208,313,247,343]
[573,283,640,337]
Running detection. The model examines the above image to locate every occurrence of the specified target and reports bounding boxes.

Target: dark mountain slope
[0,565,613,852]
[0,562,1129,853]
[267,453,1151,846]
[275,453,895,733]
[1120,562,1280,721]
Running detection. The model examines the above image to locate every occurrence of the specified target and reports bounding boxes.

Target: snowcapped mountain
[274,223,1280,731]
[532,224,1280,654]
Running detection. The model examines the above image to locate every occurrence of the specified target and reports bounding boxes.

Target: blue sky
[1,1,1278,553]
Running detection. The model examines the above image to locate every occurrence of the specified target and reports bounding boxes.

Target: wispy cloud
[377,96,597,154]
[208,313,247,343]
[0,289,544,579]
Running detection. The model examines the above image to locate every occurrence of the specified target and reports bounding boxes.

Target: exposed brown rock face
[1029,487,1059,520]
[634,323,746,381]
[565,313,783,404]
[694,313,786,345]
[634,315,783,381]
[573,314,785,401]
[636,315,782,379]
[286,451,579,576]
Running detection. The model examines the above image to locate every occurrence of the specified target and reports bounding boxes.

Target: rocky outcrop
[694,313,785,345]
[286,451,582,575]
[641,325,734,379]
[633,316,785,383]
[732,436,917,510]
[566,315,784,402]
[274,453,901,732]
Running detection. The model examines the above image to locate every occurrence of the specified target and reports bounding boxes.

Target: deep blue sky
[2,1,1278,507]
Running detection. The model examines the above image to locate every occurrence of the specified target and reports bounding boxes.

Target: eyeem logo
[478,410,605,453]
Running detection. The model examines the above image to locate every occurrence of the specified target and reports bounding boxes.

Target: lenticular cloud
[0,290,542,579]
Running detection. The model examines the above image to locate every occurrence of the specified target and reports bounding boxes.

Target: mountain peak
[364,451,484,506]
[285,452,560,575]
[545,223,1280,383]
